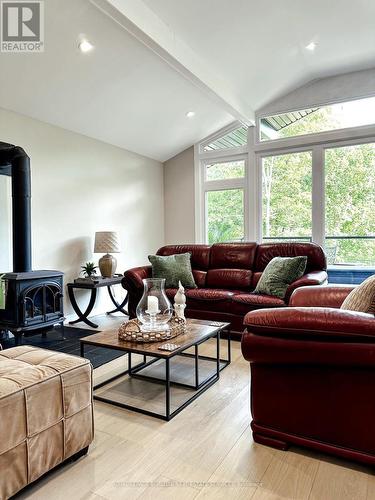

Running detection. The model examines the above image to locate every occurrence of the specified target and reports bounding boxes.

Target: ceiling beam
[91,0,255,125]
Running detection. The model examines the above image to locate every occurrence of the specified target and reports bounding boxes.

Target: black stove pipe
[0,142,32,273]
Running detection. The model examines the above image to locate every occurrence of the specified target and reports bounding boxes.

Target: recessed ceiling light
[186,111,195,118]
[305,42,317,51]
[78,40,94,53]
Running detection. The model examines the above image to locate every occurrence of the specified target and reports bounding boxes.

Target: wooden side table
[67,275,128,329]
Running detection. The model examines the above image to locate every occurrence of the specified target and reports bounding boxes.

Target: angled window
[260,96,375,141]
[202,125,248,152]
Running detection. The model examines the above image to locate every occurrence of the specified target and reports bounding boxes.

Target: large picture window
[262,152,312,242]
[325,143,375,266]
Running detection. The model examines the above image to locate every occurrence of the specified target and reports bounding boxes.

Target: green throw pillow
[148,253,197,289]
[254,256,307,299]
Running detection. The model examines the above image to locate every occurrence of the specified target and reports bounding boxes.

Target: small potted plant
[81,262,98,278]
[75,261,99,283]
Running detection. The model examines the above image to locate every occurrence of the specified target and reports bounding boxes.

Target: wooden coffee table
[80,319,231,421]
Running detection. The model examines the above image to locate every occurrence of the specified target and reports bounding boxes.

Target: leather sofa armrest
[285,271,328,303]
[122,265,152,291]
[289,284,355,308]
[242,307,375,367]
[243,307,375,340]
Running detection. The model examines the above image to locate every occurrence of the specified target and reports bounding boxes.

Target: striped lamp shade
[94,232,121,253]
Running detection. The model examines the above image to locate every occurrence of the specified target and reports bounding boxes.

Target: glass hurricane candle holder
[136,278,173,332]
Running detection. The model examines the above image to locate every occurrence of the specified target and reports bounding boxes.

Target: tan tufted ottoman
[0,346,94,499]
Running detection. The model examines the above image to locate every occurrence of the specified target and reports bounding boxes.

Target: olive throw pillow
[254,256,307,299]
[148,253,197,289]
[341,274,375,315]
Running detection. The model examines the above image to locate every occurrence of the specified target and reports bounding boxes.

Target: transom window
[201,125,248,152]
[260,96,375,142]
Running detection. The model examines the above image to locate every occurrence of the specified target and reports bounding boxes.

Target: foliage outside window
[206,189,244,244]
[206,160,245,181]
[325,143,375,266]
[262,152,312,241]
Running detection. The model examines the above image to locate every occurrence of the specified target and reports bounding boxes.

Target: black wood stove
[0,142,64,344]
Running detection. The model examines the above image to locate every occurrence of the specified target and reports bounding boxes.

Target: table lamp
[94,231,121,278]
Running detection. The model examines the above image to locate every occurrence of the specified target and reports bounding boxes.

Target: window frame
[256,95,375,146]
[195,105,375,264]
[200,153,249,244]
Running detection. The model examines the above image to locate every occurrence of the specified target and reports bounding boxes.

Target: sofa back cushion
[193,270,207,288]
[210,243,257,269]
[206,269,252,290]
[254,243,326,273]
[157,245,211,270]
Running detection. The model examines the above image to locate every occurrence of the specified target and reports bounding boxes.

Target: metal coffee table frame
[81,325,231,421]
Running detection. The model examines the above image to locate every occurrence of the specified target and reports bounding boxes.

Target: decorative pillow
[254,256,307,299]
[148,253,197,289]
[341,274,375,314]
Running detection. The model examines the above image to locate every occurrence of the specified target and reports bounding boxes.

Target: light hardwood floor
[18,314,375,500]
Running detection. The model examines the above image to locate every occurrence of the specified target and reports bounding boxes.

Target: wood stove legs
[10,321,66,346]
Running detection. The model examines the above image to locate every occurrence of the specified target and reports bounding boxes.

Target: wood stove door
[21,282,63,326]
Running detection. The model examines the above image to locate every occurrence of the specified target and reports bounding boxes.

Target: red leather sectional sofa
[242,285,375,465]
[122,242,327,338]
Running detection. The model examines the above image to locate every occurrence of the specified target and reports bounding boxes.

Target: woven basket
[118,316,186,343]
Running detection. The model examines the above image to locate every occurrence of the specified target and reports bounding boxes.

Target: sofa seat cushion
[231,293,285,315]
[166,288,244,313]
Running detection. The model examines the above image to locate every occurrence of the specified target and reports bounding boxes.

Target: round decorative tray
[118,316,186,343]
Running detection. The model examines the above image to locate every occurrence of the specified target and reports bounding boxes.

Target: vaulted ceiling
[0,0,374,161]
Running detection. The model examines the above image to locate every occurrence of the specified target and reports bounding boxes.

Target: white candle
[147,295,159,314]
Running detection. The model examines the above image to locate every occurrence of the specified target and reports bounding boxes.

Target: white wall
[164,147,195,244]
[0,108,165,318]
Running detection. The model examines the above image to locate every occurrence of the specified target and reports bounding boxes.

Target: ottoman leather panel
[0,443,28,500]
[0,391,26,455]
[28,422,64,483]
[25,376,63,435]
[0,346,35,359]
[64,406,94,459]
[62,363,92,417]
[1,365,58,390]
[0,346,94,499]
[0,359,29,377]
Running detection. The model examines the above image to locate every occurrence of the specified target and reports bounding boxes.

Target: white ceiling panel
[0,0,232,161]
[143,0,375,110]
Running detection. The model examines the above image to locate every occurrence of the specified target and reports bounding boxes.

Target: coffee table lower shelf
[82,327,230,421]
